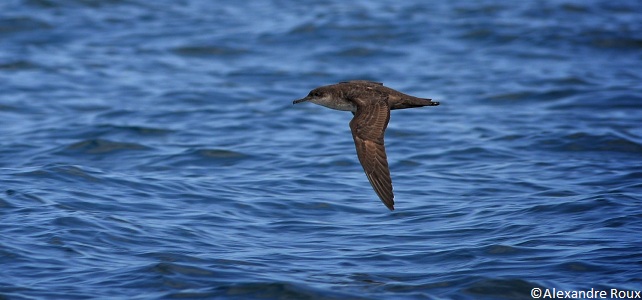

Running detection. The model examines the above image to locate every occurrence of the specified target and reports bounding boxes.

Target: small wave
[171,45,250,57]
[463,278,539,299]
[145,148,250,168]
[62,139,151,154]
[194,148,249,159]
[331,47,404,58]
[483,88,584,104]
[538,131,642,154]
[0,60,40,71]
[97,124,173,136]
[210,282,369,300]
[0,16,51,34]
[14,164,103,182]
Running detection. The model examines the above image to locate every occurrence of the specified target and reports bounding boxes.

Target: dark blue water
[2,1,641,299]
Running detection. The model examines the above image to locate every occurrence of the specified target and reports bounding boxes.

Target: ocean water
[1,0,641,299]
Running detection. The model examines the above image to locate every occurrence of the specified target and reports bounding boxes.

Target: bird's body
[293,80,439,211]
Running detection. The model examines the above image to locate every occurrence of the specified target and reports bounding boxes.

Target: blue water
[1,1,641,299]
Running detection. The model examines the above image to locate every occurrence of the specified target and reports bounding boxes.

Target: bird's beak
[293,97,309,104]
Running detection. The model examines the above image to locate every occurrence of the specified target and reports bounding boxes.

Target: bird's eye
[311,91,322,97]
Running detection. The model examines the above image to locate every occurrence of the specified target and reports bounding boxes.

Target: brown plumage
[293,80,439,210]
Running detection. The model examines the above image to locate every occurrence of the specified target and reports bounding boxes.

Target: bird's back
[337,81,438,110]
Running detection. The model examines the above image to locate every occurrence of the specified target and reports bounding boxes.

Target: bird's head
[293,87,333,105]
[293,85,355,112]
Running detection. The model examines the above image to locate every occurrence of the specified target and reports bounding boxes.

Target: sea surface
[1,0,641,299]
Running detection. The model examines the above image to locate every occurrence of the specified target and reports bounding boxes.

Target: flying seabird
[293,80,439,210]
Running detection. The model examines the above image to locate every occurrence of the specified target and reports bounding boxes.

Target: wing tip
[382,197,395,211]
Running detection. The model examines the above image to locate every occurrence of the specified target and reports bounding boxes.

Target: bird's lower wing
[349,99,394,210]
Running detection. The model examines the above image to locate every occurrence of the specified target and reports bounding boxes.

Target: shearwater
[293,80,439,211]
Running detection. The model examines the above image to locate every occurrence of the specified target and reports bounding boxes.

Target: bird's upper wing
[340,80,383,86]
[349,96,394,210]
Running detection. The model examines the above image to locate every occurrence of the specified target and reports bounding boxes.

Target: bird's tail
[390,96,439,110]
